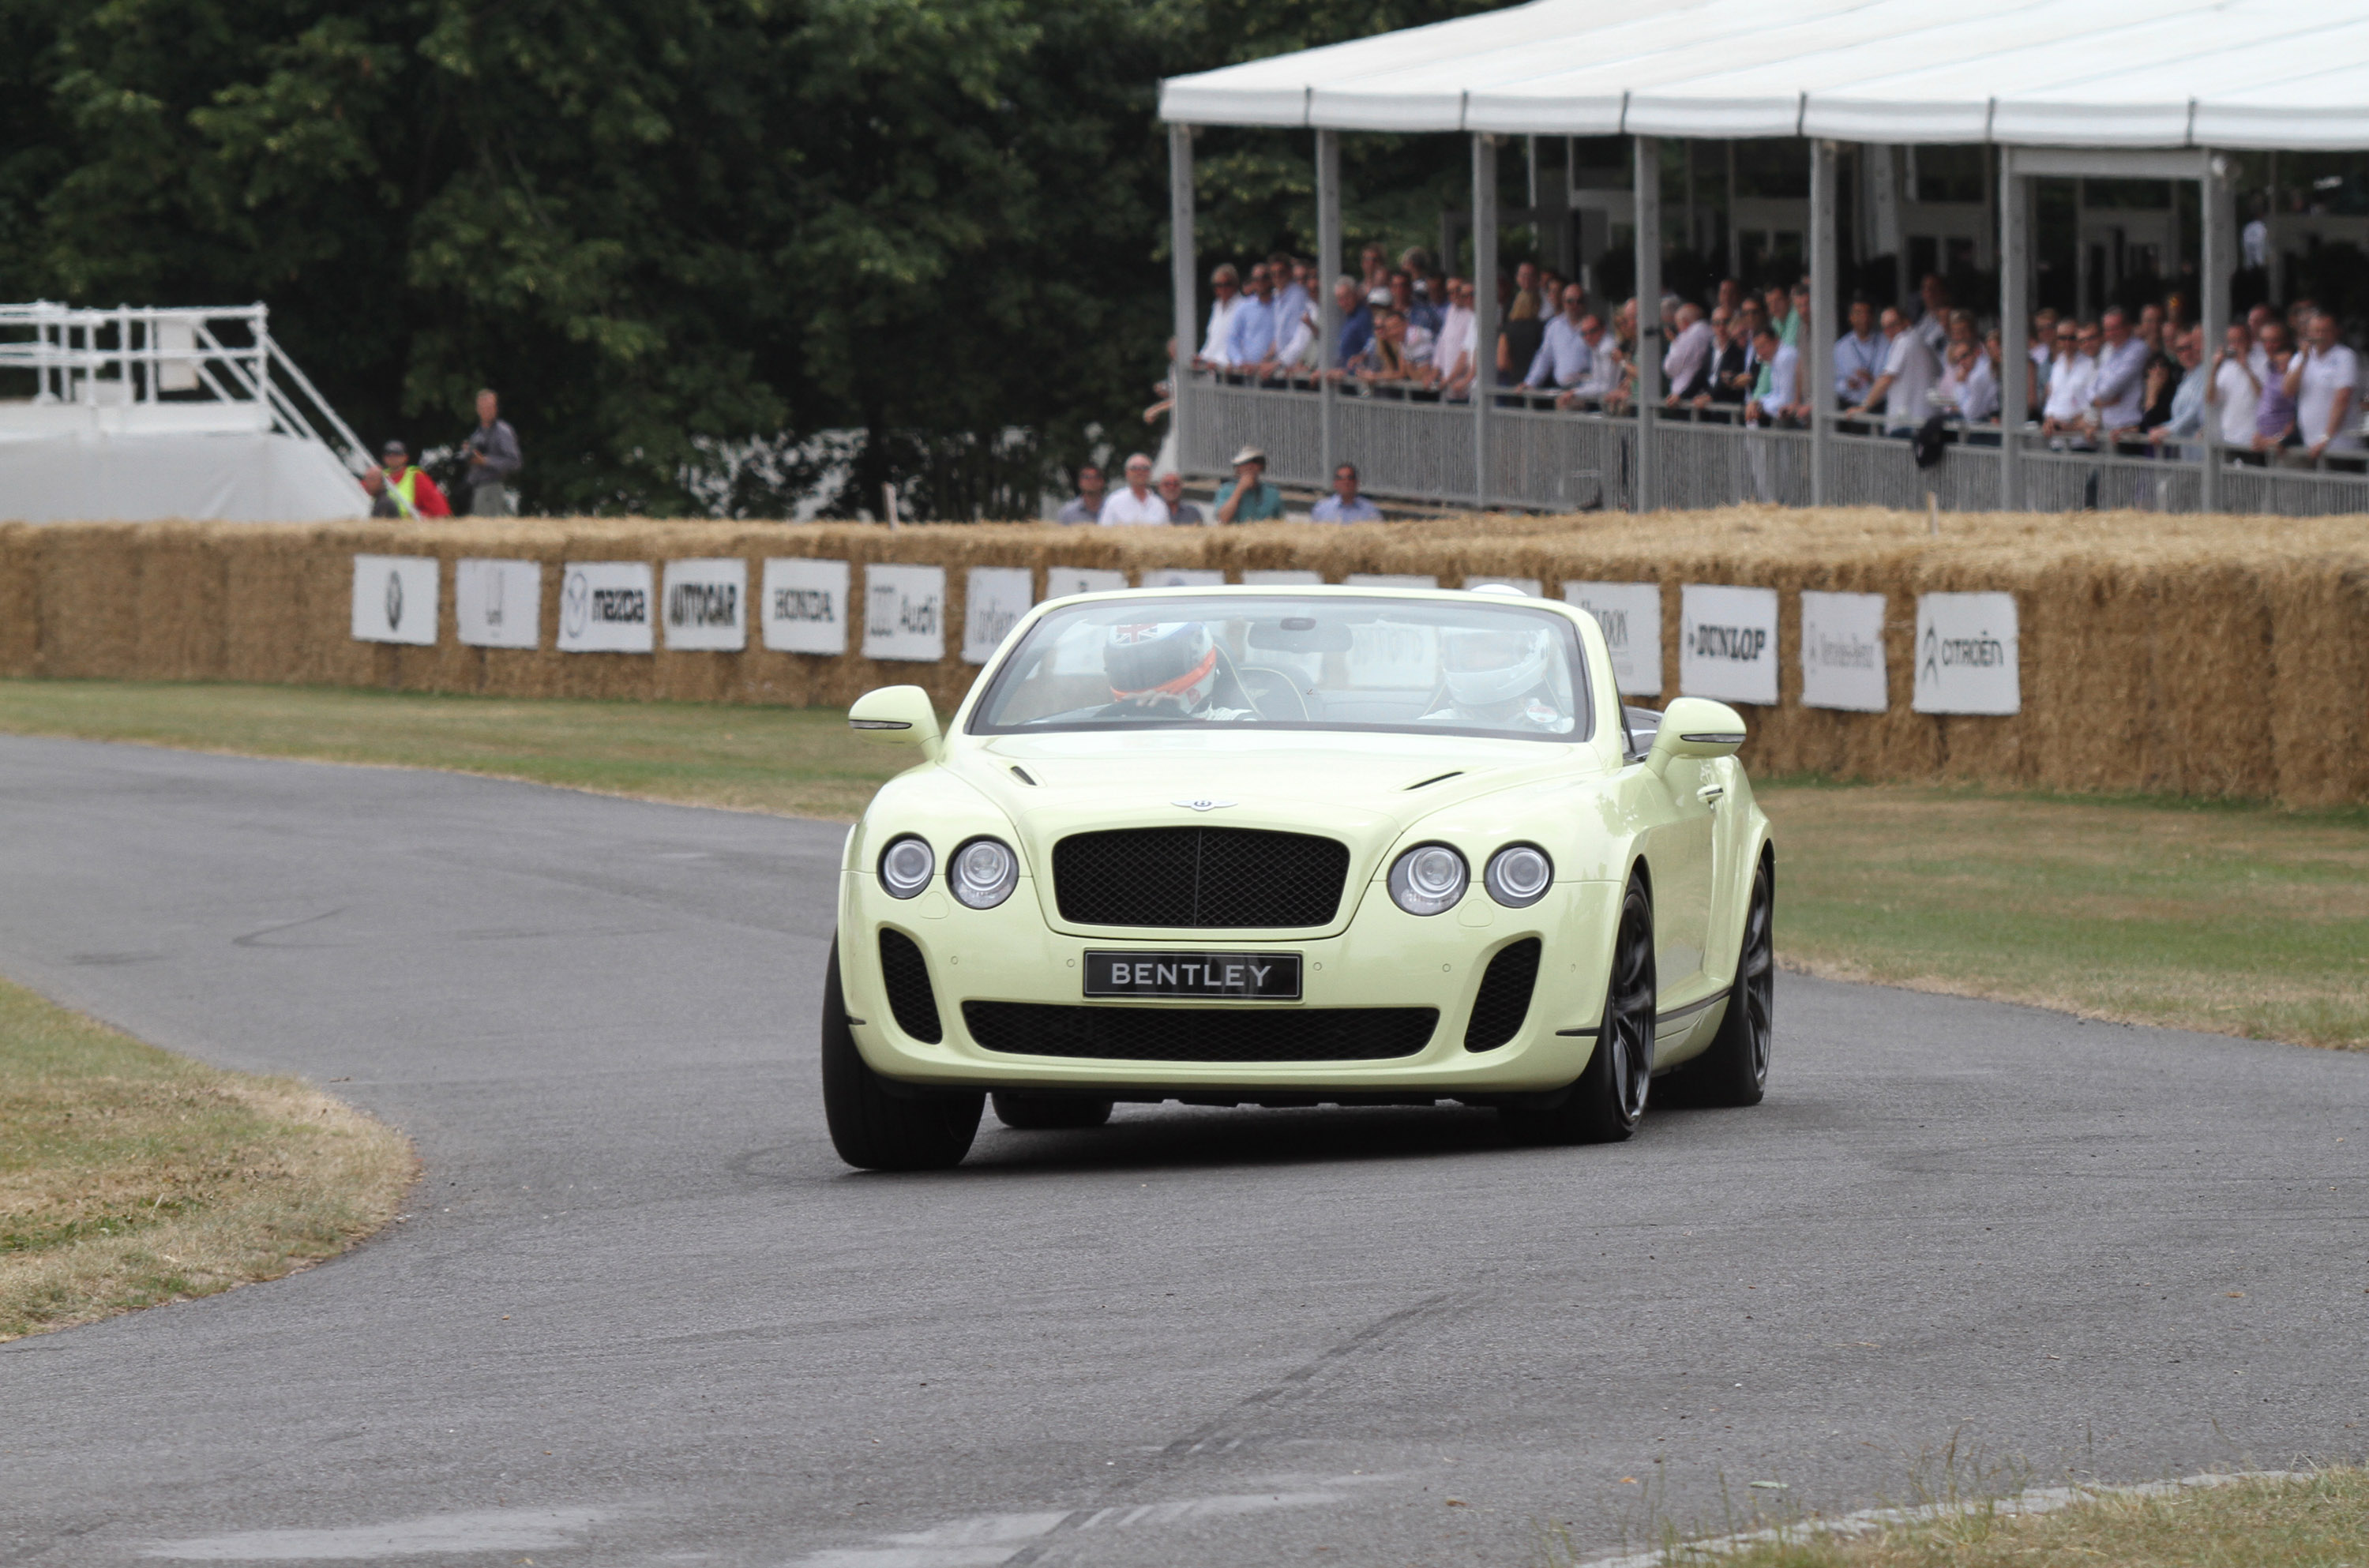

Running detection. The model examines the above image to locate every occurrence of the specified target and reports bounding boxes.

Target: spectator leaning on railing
[1226,264,1278,372]
[1834,298,1883,407]
[1662,303,1714,407]
[2086,308,2149,447]
[2207,321,2260,454]
[2285,310,2360,469]
[1198,264,1240,368]
[1520,285,1595,397]
[1845,307,1939,435]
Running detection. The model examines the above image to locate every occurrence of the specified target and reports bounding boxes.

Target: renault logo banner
[349,554,438,647]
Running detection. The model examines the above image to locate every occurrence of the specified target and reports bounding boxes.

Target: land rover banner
[862,564,947,662]
[1913,591,2020,715]
[1563,581,1662,697]
[455,558,541,650]
[557,561,655,654]
[760,558,849,655]
[662,558,748,651]
[350,554,438,647]
[1679,583,1780,706]
[1800,591,1889,712]
[1042,566,1127,600]
[962,567,1033,665]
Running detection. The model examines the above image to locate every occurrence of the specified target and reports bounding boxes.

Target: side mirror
[1644,696,1746,775]
[848,685,942,761]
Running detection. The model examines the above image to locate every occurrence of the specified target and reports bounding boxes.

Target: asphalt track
[1,733,2363,1568]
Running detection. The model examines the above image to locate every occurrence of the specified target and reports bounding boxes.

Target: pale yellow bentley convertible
[823,584,1774,1170]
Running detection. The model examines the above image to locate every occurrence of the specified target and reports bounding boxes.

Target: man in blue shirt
[1225,264,1278,372]
[1834,297,1885,409]
[1519,285,1595,392]
[1333,278,1373,368]
[1310,463,1383,522]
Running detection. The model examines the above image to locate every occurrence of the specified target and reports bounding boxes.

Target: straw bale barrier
[0,509,2363,806]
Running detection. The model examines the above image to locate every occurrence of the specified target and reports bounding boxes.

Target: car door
[1643,752,1716,995]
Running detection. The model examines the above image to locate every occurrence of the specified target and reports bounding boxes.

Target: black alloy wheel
[1503,873,1656,1145]
[1680,851,1774,1106]
[820,938,984,1171]
[991,1093,1115,1131]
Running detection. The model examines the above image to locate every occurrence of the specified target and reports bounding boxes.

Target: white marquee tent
[1155,0,2369,512]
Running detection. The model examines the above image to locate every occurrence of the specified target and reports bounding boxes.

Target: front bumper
[836,871,1624,1095]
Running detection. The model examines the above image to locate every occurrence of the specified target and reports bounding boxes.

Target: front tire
[1503,873,1655,1145]
[820,938,983,1171]
[1682,850,1774,1107]
[992,1093,1114,1131]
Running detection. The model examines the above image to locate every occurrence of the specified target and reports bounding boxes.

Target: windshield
[969,595,1592,743]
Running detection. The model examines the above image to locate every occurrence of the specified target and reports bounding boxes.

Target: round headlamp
[1485,843,1554,908]
[949,836,1019,910]
[1387,843,1469,916]
[877,835,935,899]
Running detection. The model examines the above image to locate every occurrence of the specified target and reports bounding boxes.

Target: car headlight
[1485,843,1553,908]
[1387,843,1468,916]
[949,836,1019,910]
[878,835,935,898]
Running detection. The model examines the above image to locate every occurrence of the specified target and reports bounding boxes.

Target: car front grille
[1463,938,1542,1052]
[878,928,943,1043]
[962,1001,1436,1062]
[1052,827,1350,928]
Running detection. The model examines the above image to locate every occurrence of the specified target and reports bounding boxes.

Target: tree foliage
[0,0,1489,515]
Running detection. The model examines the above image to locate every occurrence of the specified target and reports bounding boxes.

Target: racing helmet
[1441,624,1550,708]
[1106,621,1218,710]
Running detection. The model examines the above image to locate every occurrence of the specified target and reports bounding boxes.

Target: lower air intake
[1464,938,1541,1052]
[877,928,943,1044]
[962,1002,1436,1063]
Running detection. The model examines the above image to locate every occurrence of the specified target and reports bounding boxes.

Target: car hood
[941,729,1602,934]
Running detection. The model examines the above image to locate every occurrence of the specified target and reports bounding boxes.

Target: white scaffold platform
[0,302,369,523]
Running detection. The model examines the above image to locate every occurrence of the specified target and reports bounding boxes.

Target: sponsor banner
[1563,580,1662,697]
[1466,576,1543,597]
[662,557,748,651]
[963,566,1034,665]
[760,558,849,655]
[1800,591,1889,712]
[1043,566,1128,600]
[351,554,438,647]
[1140,567,1226,587]
[1680,583,1780,706]
[455,559,541,649]
[862,564,947,662]
[558,561,655,654]
[1913,591,2020,715]
[1345,572,1440,588]
[1241,569,1323,585]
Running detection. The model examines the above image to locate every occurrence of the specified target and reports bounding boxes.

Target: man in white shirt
[1661,303,1714,406]
[1935,340,1997,424]
[2285,311,2361,463]
[1435,276,1477,397]
[1562,315,1622,409]
[2086,308,2149,442]
[1520,285,1594,393]
[1743,324,1800,426]
[2208,323,2260,451]
[2041,321,2099,445]
[1913,274,1950,359]
[1834,298,1884,408]
[1847,308,1939,433]
[1098,453,1172,524]
[1196,264,1240,368]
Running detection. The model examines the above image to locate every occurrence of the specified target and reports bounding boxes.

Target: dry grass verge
[0,975,415,1341]
[1582,1467,2369,1568]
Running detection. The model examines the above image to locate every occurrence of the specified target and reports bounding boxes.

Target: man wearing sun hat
[1212,445,1285,523]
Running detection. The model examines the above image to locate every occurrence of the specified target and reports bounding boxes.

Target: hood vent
[1406,771,1465,790]
[1010,765,1038,786]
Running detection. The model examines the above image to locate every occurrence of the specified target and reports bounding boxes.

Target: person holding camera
[463,388,522,515]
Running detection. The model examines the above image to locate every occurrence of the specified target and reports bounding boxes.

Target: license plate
[1083,951,1302,1000]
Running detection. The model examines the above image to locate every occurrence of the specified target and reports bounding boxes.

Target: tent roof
[1158,0,2369,149]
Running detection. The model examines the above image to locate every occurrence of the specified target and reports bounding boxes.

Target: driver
[1098,621,1253,720]
[1420,624,1571,732]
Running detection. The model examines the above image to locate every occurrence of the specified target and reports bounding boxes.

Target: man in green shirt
[1212,445,1286,523]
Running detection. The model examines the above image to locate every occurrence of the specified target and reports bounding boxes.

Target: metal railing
[1178,373,2369,516]
[0,301,370,473]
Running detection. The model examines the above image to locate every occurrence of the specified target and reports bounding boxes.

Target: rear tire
[1503,874,1655,1145]
[1682,850,1774,1107]
[820,938,982,1171]
[992,1093,1115,1131]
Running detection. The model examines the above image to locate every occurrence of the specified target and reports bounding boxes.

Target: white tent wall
[0,432,369,523]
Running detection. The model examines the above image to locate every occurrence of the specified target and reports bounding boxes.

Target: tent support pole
[1809,138,1838,508]
[2000,149,2028,514]
[1473,133,1498,512]
[1169,124,1196,477]
[1317,128,1342,486]
[1635,134,1661,513]
[2200,152,2227,514]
